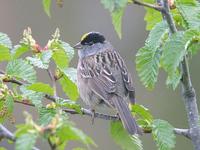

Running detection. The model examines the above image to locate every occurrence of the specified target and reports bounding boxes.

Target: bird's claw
[91,109,95,124]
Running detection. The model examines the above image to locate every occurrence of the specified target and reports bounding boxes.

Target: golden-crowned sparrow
[74,32,141,135]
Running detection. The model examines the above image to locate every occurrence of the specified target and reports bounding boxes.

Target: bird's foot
[115,113,120,120]
[91,109,95,125]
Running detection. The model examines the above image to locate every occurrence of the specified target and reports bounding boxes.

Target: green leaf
[42,0,51,17]
[176,1,200,28]
[136,46,161,89]
[27,50,52,69]
[144,8,162,30]
[6,59,37,83]
[161,32,185,74]
[56,98,82,114]
[184,28,200,55]
[15,124,34,137]
[101,0,128,38]
[163,29,200,88]
[0,32,12,61]
[111,8,124,38]
[56,124,96,147]
[11,44,29,59]
[0,32,12,49]
[38,107,56,125]
[101,0,128,12]
[20,85,44,107]
[27,82,54,95]
[5,95,14,113]
[15,133,38,150]
[69,126,96,146]
[110,121,143,150]
[52,45,69,69]
[188,42,200,55]
[0,45,11,61]
[146,21,168,49]
[166,69,182,90]
[59,68,79,101]
[60,41,74,62]
[0,94,14,122]
[152,119,176,150]
[132,104,153,124]
[136,21,168,89]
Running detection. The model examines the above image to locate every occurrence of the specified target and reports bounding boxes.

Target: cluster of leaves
[0,28,95,150]
[98,0,200,90]
[100,0,200,150]
[110,104,176,150]
[136,0,200,90]
[15,110,95,150]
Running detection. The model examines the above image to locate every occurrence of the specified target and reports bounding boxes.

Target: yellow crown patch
[81,32,92,41]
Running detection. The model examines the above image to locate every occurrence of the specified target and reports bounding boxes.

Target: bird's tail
[111,95,142,135]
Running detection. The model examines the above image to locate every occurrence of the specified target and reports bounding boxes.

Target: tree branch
[0,70,192,139]
[0,124,15,141]
[131,0,163,11]
[0,124,40,150]
[48,138,56,150]
[159,0,200,149]
[174,128,191,139]
[14,99,191,139]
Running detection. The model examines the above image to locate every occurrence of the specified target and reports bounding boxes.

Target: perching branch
[131,0,163,11]
[0,124,40,150]
[14,98,190,139]
[158,0,200,149]
[0,70,191,139]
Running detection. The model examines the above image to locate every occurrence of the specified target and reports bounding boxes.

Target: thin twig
[143,127,191,139]
[47,69,57,97]
[0,124,15,141]
[13,98,191,139]
[0,124,40,150]
[48,138,56,150]
[14,100,35,107]
[64,108,119,121]
[131,0,163,11]
[174,128,191,139]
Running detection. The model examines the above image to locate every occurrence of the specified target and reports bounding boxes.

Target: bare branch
[131,0,163,11]
[14,98,191,139]
[0,124,15,141]
[174,128,191,139]
[0,124,40,150]
[47,69,57,97]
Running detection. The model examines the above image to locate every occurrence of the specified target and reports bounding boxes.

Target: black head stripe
[81,32,105,45]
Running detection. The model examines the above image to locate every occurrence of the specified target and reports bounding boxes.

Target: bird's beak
[73,42,82,49]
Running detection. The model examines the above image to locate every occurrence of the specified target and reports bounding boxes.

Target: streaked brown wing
[79,50,135,104]
[113,51,135,104]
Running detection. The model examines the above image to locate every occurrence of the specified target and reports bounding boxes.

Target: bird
[74,32,141,135]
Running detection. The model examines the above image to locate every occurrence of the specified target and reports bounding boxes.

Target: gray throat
[78,41,113,59]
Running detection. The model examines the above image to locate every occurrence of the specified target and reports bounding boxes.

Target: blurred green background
[0,0,199,149]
